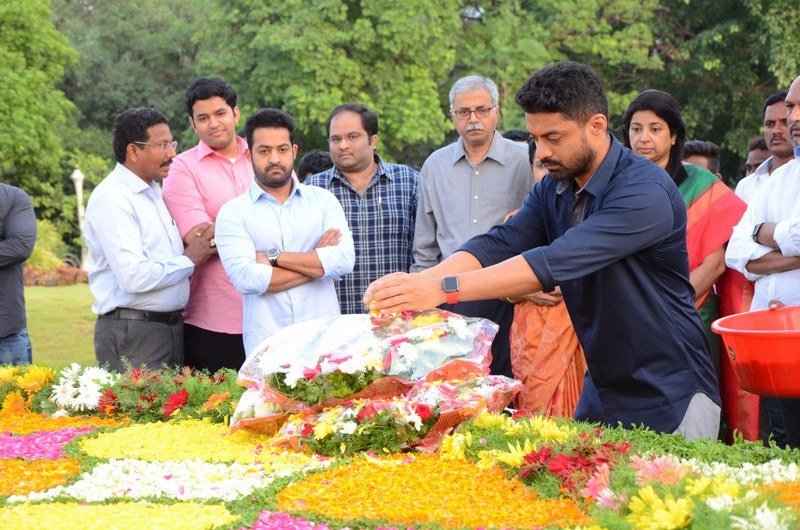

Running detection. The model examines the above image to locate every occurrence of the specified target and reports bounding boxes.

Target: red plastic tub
[712,305,800,397]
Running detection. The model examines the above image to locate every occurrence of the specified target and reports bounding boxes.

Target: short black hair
[528,137,536,165]
[112,107,169,163]
[298,149,333,182]
[502,129,531,142]
[622,90,687,185]
[764,90,788,111]
[515,61,609,123]
[185,77,237,118]
[747,137,768,152]
[684,140,721,174]
[326,103,379,137]
[244,108,295,150]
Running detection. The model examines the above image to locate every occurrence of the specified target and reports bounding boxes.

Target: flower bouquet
[273,397,439,456]
[231,310,497,434]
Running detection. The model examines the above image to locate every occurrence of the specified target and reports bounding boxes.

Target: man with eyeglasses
[305,103,418,314]
[162,77,253,372]
[84,107,215,372]
[411,75,534,378]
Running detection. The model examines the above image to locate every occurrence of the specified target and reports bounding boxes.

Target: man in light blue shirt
[215,108,355,357]
[84,107,215,372]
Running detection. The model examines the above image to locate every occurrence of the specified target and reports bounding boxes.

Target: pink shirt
[163,136,254,334]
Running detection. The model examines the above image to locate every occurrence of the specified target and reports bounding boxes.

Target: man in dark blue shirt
[364,62,720,439]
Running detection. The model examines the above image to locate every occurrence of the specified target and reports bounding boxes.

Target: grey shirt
[411,131,533,271]
[0,184,36,337]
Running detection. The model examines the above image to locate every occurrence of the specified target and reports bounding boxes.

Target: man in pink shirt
[163,77,254,371]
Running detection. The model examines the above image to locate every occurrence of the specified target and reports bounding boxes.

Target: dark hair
[502,129,531,142]
[326,103,379,137]
[185,77,237,118]
[298,149,333,182]
[528,137,536,165]
[764,90,788,111]
[515,61,609,123]
[747,137,768,152]
[244,108,295,150]
[684,140,721,174]
[112,107,169,163]
[622,90,687,186]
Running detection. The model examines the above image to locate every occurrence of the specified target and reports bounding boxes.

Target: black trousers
[183,323,246,373]
[440,298,514,378]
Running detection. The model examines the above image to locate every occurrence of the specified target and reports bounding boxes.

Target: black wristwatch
[751,223,764,244]
[267,248,280,267]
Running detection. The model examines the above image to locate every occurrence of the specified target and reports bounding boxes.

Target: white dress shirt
[726,149,800,309]
[84,163,194,315]
[734,157,772,204]
[215,180,355,356]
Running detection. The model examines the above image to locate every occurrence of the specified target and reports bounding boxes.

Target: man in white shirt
[726,74,800,448]
[215,108,355,356]
[735,90,794,203]
[84,107,215,372]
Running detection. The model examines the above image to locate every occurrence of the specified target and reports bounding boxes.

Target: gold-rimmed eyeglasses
[135,141,178,153]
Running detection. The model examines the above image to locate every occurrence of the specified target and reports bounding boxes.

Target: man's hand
[363,272,445,312]
[315,228,341,249]
[184,222,215,266]
[523,286,563,307]
[768,299,786,310]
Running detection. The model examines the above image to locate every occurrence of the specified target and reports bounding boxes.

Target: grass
[25,284,96,370]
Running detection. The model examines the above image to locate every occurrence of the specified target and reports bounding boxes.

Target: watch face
[442,276,459,292]
[268,248,279,259]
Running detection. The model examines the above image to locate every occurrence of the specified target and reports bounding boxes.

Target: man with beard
[727,74,800,448]
[412,75,533,378]
[735,90,794,203]
[364,62,720,440]
[84,107,215,372]
[214,108,355,356]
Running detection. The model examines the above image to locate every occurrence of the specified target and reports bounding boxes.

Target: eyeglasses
[328,133,364,145]
[135,141,178,153]
[452,106,496,120]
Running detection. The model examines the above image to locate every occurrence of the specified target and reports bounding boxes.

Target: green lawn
[25,284,96,370]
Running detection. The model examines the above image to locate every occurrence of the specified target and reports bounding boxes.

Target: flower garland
[276,453,589,528]
[0,426,94,459]
[0,458,82,496]
[0,502,239,530]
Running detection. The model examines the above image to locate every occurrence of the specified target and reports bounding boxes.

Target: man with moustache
[736,90,794,203]
[727,74,800,448]
[411,75,533,378]
[163,77,253,373]
[305,103,418,315]
[215,109,355,356]
[84,107,215,372]
[365,62,720,439]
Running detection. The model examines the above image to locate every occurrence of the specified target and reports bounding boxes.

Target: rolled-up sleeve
[315,193,355,280]
[773,216,800,257]
[215,200,273,294]
[726,185,774,280]
[524,181,674,292]
[0,188,36,268]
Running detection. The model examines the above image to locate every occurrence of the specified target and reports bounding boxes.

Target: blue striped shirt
[305,157,419,314]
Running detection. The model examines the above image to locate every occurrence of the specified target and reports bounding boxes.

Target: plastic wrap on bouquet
[231,310,498,434]
[409,375,523,452]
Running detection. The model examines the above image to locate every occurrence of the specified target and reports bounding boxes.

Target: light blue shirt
[84,163,194,315]
[215,180,355,356]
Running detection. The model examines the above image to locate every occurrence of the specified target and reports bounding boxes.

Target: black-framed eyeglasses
[135,141,178,153]
[452,106,496,120]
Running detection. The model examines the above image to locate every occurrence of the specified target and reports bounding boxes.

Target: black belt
[101,308,183,325]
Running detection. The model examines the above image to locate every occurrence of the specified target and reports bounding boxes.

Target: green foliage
[25,219,66,271]
[267,369,384,406]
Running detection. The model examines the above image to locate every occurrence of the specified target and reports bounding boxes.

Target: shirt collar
[114,163,153,194]
[753,157,772,177]
[795,145,800,160]
[247,175,303,203]
[196,135,248,161]
[328,154,392,184]
[452,130,507,166]
[555,134,622,197]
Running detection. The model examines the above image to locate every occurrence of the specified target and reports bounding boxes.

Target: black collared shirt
[0,184,36,337]
[460,135,719,433]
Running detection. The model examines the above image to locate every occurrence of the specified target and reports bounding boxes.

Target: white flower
[50,382,77,408]
[51,409,70,418]
[706,494,735,512]
[78,366,117,387]
[731,503,792,530]
[58,363,82,385]
[338,421,358,435]
[283,364,306,389]
[74,381,102,411]
[449,317,471,339]
[396,342,419,363]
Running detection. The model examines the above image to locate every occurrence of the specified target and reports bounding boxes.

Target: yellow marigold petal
[0,458,82,496]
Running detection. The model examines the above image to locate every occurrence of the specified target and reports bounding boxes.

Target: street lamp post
[70,167,88,270]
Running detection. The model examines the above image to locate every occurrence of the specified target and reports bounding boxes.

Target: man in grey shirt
[412,75,534,377]
[0,184,37,365]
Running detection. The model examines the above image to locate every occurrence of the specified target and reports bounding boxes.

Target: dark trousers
[94,317,183,373]
[184,323,246,373]
[441,298,514,378]
[777,398,800,449]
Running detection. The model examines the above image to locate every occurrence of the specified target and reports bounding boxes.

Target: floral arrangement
[0,364,54,413]
[48,364,119,413]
